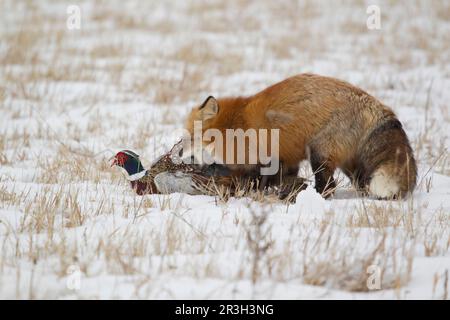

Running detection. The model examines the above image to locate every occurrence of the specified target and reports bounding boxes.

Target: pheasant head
[110,150,146,181]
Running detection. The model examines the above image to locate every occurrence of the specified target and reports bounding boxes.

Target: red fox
[184,73,417,199]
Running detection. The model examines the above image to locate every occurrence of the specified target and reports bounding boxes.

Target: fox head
[183,96,255,168]
[183,95,278,174]
[185,96,220,135]
[183,96,220,163]
[185,95,248,135]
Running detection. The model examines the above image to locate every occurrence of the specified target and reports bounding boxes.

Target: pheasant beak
[109,155,118,167]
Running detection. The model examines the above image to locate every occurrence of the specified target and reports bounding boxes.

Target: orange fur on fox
[185,73,417,198]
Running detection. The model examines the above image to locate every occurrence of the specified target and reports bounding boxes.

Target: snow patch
[292,186,327,215]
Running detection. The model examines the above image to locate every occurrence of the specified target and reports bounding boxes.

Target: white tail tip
[369,168,399,199]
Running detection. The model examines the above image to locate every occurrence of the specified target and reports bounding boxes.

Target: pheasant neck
[127,170,147,181]
[123,157,145,177]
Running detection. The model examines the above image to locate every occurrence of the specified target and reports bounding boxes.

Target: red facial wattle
[111,152,128,167]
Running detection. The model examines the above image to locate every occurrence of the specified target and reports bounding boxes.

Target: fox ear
[199,96,219,121]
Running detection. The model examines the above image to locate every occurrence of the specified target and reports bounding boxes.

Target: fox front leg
[309,148,336,198]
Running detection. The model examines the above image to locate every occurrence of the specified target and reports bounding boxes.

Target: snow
[293,186,327,216]
[0,0,449,299]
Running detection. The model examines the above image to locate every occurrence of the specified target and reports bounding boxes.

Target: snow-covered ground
[0,0,449,299]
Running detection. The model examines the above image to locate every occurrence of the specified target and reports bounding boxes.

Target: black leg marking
[309,149,336,198]
[278,176,308,202]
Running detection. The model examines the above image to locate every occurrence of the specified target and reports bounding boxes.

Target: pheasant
[110,141,308,200]
[110,142,248,196]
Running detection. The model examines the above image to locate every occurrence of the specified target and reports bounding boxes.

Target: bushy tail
[358,119,417,199]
